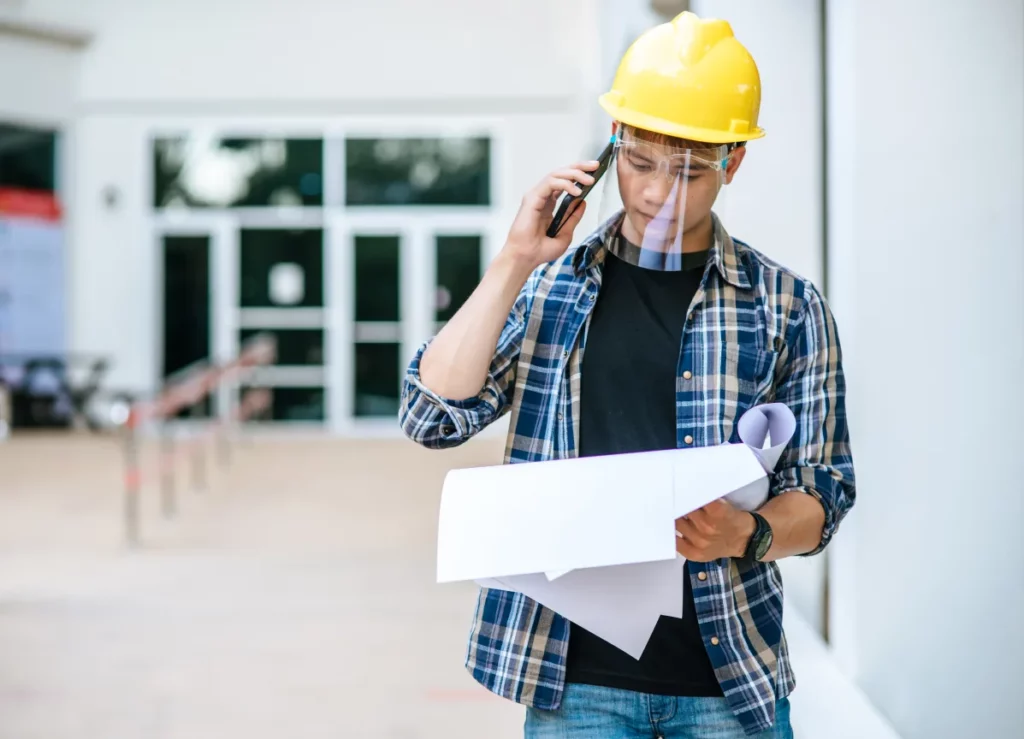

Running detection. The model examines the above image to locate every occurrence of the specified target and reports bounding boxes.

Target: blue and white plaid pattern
[399,213,856,736]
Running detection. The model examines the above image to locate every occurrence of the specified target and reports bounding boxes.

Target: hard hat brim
[600,94,765,144]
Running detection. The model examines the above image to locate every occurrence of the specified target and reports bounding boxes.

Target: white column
[826,2,1024,738]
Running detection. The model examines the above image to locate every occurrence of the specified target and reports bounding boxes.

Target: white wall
[0,35,78,125]
[74,0,587,106]
[826,1,1024,738]
[66,0,590,394]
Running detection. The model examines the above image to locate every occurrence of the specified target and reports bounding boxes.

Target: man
[399,10,855,739]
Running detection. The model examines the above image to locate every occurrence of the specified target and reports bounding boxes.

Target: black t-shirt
[565,245,724,698]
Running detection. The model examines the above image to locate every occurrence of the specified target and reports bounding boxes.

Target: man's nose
[642,173,679,207]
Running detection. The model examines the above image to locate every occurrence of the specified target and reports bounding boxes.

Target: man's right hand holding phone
[418,159,601,402]
[503,160,601,270]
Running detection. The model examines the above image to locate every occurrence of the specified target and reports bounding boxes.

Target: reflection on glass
[244,386,325,422]
[239,229,323,308]
[154,137,323,208]
[354,343,399,417]
[435,235,482,322]
[239,329,324,365]
[345,137,490,206]
[354,235,400,321]
[0,123,57,192]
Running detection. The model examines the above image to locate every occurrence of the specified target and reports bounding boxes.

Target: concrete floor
[0,429,524,739]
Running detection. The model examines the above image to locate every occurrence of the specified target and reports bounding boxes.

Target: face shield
[597,128,732,271]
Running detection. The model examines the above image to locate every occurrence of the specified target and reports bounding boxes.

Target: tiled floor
[0,430,523,739]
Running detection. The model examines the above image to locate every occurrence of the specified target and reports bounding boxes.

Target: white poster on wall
[0,189,66,359]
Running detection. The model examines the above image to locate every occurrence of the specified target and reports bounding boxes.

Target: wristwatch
[738,512,773,570]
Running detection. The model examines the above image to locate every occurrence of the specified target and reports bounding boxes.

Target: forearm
[756,490,827,561]
[419,248,536,400]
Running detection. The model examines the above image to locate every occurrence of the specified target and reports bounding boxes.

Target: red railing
[121,333,277,545]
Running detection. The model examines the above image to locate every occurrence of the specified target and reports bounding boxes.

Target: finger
[551,168,597,186]
[559,199,587,233]
[676,536,710,562]
[545,177,584,197]
[702,499,733,517]
[675,518,708,549]
[685,508,715,533]
[688,511,717,537]
[676,536,697,558]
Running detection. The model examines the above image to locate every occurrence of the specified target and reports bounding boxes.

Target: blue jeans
[524,683,793,738]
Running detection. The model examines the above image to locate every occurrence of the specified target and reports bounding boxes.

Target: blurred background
[0,0,1021,737]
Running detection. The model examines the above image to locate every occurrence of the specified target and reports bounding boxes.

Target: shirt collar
[571,210,752,290]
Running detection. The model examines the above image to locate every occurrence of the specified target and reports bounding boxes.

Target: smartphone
[545,136,616,238]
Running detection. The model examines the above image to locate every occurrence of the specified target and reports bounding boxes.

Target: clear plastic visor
[597,133,731,271]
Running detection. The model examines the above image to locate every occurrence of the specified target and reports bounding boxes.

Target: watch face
[755,528,773,561]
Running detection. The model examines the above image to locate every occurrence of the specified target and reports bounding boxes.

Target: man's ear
[724,145,746,185]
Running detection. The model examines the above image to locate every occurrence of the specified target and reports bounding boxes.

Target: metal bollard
[160,421,176,518]
[123,407,141,546]
[190,399,206,492]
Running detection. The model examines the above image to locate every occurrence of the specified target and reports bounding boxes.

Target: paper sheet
[438,403,799,658]
[476,557,687,659]
[437,449,679,583]
[546,442,768,580]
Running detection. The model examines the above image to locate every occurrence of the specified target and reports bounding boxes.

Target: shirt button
[710,636,720,646]
[682,370,693,380]
[589,293,596,302]
[684,435,693,445]
[562,350,569,359]
[697,571,707,581]
[556,413,563,421]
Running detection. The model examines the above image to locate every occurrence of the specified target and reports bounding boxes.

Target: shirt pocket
[724,343,779,413]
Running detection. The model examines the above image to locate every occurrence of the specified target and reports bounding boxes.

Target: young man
[400,11,855,739]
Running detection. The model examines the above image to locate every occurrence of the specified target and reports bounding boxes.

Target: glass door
[155,217,234,420]
[237,222,327,424]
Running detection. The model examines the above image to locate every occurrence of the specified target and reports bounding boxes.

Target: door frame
[153,215,236,423]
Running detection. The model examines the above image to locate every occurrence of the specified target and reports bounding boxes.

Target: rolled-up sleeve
[770,285,856,555]
[398,269,538,449]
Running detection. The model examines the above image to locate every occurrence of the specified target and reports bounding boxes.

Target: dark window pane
[345,137,490,206]
[154,137,323,208]
[239,328,323,365]
[354,235,400,321]
[239,229,323,308]
[354,343,399,418]
[0,124,57,192]
[435,235,482,322]
[162,235,210,378]
[244,386,324,422]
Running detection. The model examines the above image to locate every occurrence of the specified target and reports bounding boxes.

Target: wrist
[494,244,541,283]
[732,512,757,558]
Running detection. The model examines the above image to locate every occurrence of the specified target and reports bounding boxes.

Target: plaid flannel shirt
[399,213,856,736]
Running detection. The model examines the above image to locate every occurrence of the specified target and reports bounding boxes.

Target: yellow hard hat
[599,11,765,144]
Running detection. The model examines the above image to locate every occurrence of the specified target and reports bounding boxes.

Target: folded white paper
[438,403,797,658]
[436,449,679,583]
[476,557,686,659]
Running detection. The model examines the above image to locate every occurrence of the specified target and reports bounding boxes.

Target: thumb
[558,199,588,239]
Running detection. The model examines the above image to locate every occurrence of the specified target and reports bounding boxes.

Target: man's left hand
[675,499,756,562]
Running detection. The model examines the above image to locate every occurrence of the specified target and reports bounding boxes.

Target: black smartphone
[545,136,616,238]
